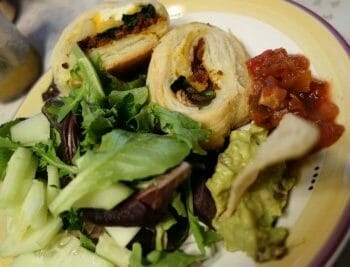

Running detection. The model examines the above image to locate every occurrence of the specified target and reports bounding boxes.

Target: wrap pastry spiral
[147,22,251,150]
[51,0,169,93]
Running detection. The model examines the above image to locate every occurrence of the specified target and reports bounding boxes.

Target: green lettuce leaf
[80,101,117,149]
[131,103,211,155]
[0,119,23,138]
[129,243,202,267]
[43,45,105,124]
[49,130,190,215]
[90,54,146,94]
[0,120,23,180]
[42,88,85,124]
[109,87,149,128]
[186,181,221,255]
[206,125,295,261]
[71,44,105,104]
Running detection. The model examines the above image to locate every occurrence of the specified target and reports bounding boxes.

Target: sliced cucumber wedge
[105,226,140,248]
[96,233,131,267]
[20,180,47,230]
[73,183,133,210]
[11,235,114,267]
[0,147,37,208]
[47,165,60,205]
[0,216,62,257]
[10,113,50,146]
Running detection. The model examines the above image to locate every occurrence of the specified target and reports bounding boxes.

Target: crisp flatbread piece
[221,113,320,219]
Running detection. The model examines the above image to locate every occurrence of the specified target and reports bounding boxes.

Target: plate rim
[7,1,350,266]
[284,1,350,266]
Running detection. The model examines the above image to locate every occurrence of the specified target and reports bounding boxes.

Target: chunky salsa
[247,48,344,150]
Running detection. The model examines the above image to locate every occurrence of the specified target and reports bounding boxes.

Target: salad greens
[49,130,191,216]
[0,43,298,267]
[206,126,295,261]
[0,44,216,266]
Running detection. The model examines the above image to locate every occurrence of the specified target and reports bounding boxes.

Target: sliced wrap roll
[147,22,251,150]
[51,0,169,93]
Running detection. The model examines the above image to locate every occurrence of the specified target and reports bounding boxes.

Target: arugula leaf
[108,87,148,107]
[109,87,149,128]
[187,210,221,254]
[79,233,96,252]
[150,251,202,267]
[171,193,187,218]
[60,209,83,231]
[186,181,221,255]
[42,88,85,123]
[80,101,117,149]
[31,142,78,175]
[49,130,190,215]
[132,103,211,155]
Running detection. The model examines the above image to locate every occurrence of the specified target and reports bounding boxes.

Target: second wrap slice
[147,22,251,150]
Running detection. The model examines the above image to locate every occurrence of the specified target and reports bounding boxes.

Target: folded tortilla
[51,0,169,93]
[147,22,251,150]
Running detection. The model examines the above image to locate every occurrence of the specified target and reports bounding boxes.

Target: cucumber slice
[73,183,133,210]
[105,226,140,248]
[10,113,50,146]
[11,235,114,267]
[0,216,62,257]
[96,233,131,267]
[47,165,60,205]
[0,147,37,208]
[21,180,47,230]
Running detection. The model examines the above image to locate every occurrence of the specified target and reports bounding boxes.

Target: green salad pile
[0,45,294,266]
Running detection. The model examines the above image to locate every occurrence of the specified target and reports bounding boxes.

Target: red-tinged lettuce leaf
[81,162,191,227]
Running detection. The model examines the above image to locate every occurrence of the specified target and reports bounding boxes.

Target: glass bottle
[0,13,41,101]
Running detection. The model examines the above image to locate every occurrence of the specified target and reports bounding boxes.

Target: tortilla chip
[220,114,320,219]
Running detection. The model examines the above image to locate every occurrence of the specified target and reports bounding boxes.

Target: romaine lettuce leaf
[49,130,190,215]
[71,44,105,104]
[206,125,295,261]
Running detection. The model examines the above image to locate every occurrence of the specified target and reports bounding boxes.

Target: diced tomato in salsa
[247,48,344,150]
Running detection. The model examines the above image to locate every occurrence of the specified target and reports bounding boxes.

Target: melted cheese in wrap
[147,22,251,149]
[51,0,169,93]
